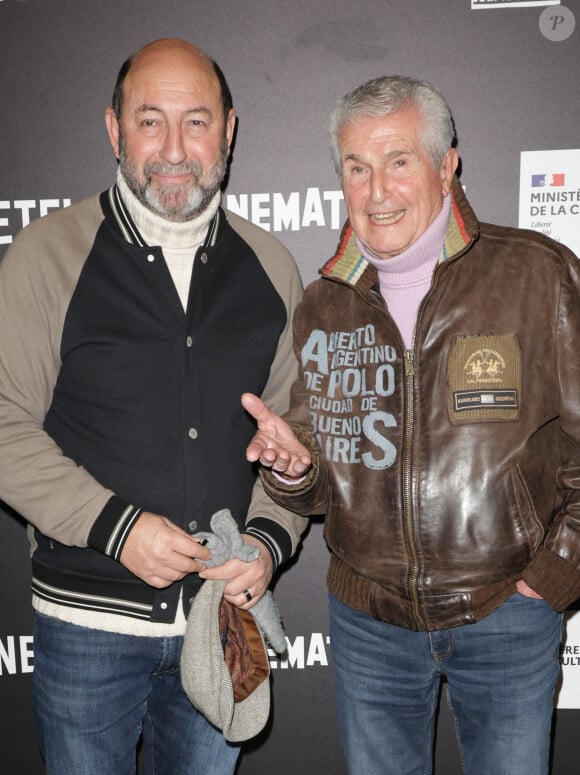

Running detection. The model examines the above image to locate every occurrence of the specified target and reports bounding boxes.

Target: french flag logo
[531,173,566,187]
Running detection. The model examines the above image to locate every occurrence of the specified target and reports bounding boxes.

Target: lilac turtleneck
[356,194,451,349]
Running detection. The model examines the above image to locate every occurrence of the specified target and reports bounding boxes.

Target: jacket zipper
[364,284,425,628]
[403,348,423,628]
[401,259,460,630]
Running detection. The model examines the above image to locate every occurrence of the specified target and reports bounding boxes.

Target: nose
[160,123,187,165]
[370,170,391,204]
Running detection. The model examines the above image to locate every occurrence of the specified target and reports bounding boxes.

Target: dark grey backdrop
[1,1,579,772]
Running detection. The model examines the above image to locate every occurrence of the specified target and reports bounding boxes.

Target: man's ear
[440,147,459,196]
[225,108,236,155]
[105,107,121,160]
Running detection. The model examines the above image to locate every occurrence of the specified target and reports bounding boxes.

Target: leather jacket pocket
[447,333,521,424]
[507,464,544,555]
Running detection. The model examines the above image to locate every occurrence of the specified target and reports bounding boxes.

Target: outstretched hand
[242,392,312,478]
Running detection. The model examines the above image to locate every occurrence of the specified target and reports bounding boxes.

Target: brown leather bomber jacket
[262,178,580,632]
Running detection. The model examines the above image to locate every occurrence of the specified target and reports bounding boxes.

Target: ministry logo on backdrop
[531,173,565,187]
[519,149,580,256]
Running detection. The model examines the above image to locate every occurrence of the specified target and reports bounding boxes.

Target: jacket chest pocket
[447,333,521,425]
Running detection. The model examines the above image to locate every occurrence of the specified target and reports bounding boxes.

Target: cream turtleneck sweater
[117,170,221,310]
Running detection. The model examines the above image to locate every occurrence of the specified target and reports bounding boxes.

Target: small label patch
[448,335,521,424]
[453,389,519,412]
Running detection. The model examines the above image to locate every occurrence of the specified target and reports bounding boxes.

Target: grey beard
[118,143,228,222]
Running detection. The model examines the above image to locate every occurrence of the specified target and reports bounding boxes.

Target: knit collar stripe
[107,183,221,250]
[109,183,147,247]
[205,208,220,247]
[323,223,368,284]
[321,179,475,286]
[440,194,471,263]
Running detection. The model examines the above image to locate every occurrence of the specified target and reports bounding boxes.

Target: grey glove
[195,509,287,654]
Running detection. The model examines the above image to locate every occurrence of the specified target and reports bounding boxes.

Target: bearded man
[0,38,306,774]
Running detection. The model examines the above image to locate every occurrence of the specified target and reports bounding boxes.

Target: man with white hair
[243,75,580,774]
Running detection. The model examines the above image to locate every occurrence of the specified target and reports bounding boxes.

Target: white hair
[329,75,456,174]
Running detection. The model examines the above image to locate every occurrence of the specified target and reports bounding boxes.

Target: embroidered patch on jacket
[448,334,521,424]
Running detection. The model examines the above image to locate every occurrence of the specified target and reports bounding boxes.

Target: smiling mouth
[154,173,192,183]
[369,210,404,225]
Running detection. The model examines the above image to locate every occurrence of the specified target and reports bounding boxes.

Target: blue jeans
[329,592,563,775]
[32,614,240,775]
